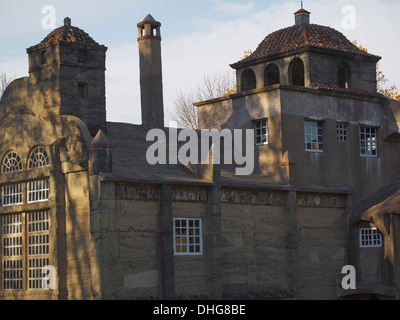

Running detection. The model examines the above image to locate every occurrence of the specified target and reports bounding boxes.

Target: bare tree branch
[171,70,235,129]
[0,72,15,99]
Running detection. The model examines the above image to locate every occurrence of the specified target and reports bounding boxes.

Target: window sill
[360,155,378,158]
[305,150,324,153]
[0,201,51,214]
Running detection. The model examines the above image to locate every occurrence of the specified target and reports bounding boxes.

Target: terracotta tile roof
[232,24,380,68]
[27,21,105,52]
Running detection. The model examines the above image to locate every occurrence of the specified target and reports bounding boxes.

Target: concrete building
[0,8,399,300]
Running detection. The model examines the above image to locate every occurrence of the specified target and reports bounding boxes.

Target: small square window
[174,218,203,255]
[360,126,377,157]
[255,119,268,146]
[305,120,323,152]
[2,183,23,207]
[337,123,348,142]
[27,180,49,204]
[360,227,382,248]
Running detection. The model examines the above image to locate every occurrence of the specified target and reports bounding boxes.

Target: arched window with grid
[2,151,22,173]
[28,147,49,170]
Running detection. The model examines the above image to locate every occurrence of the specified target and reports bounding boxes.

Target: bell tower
[27,17,108,136]
[137,14,165,129]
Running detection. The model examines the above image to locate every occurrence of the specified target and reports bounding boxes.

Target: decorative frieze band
[115,184,159,201]
[115,183,347,208]
[221,189,285,206]
[296,192,346,208]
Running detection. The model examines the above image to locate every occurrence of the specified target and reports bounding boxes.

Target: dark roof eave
[195,84,386,107]
[230,46,381,70]
[27,41,107,53]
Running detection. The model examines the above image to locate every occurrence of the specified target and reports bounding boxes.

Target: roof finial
[64,17,71,27]
[301,1,303,9]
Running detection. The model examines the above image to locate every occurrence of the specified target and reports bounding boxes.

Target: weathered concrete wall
[296,206,347,299]
[173,201,209,296]
[64,170,96,299]
[93,183,161,299]
[280,89,400,205]
[221,202,291,293]
[308,51,377,92]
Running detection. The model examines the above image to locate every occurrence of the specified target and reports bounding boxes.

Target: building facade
[0,8,399,300]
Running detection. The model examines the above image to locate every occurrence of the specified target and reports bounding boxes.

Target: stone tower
[137,14,165,129]
[26,17,108,136]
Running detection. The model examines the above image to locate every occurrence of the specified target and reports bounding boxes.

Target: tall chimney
[137,14,165,129]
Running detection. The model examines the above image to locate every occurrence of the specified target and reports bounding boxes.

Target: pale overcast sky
[0,0,399,125]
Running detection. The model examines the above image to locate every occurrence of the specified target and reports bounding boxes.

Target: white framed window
[27,211,50,290]
[2,183,23,207]
[360,227,382,248]
[337,123,348,142]
[28,147,49,170]
[305,120,323,152]
[27,180,49,204]
[174,218,203,255]
[255,119,268,146]
[360,126,377,157]
[1,211,50,291]
[2,214,23,290]
[2,152,22,174]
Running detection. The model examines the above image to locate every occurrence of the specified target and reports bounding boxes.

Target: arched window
[241,68,257,92]
[338,61,351,88]
[28,147,49,170]
[264,64,280,86]
[2,151,22,173]
[289,58,305,87]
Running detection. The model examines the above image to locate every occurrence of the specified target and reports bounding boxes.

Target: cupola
[294,2,311,25]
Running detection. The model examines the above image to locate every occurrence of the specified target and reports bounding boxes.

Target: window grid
[2,184,23,207]
[28,147,49,170]
[2,152,22,174]
[27,180,49,204]
[337,123,348,142]
[27,211,50,290]
[2,214,23,290]
[360,228,382,248]
[174,218,203,255]
[360,126,377,157]
[1,212,51,291]
[255,120,268,146]
[305,121,323,152]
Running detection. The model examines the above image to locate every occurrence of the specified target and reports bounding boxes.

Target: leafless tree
[170,71,236,129]
[0,72,14,99]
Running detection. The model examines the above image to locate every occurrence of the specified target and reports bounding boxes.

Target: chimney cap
[137,14,161,27]
[64,17,72,27]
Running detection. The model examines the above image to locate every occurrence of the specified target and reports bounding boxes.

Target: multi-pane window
[174,218,203,255]
[1,211,50,291]
[27,180,49,204]
[2,152,22,173]
[27,211,50,290]
[360,126,377,157]
[360,227,382,248]
[304,120,323,152]
[337,123,348,142]
[2,184,23,207]
[2,214,23,290]
[28,147,49,170]
[255,119,268,146]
